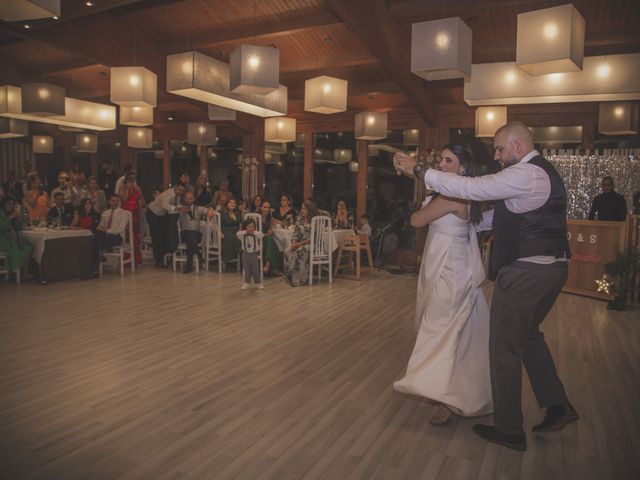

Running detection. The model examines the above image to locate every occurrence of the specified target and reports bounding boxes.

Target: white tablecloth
[272,228,355,252]
[22,228,93,264]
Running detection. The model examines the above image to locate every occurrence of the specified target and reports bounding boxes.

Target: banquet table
[22,228,93,281]
[272,227,355,252]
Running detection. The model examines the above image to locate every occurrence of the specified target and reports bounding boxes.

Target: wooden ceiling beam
[161,13,341,52]
[19,59,104,81]
[388,0,550,17]
[281,51,379,73]
[325,0,437,125]
[288,81,399,100]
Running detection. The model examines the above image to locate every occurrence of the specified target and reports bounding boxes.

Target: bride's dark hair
[442,143,483,225]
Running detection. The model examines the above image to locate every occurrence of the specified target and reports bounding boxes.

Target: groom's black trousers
[490,260,569,435]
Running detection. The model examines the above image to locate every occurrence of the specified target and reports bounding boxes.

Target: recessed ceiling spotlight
[24,24,30,29]
[167,115,174,121]
[52,16,59,20]
[85,1,94,6]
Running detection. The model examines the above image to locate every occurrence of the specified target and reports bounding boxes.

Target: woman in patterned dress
[283,200,317,287]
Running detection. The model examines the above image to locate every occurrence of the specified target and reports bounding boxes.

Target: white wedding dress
[393,198,493,417]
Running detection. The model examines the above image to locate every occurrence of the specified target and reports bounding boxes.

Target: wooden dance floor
[1,270,638,480]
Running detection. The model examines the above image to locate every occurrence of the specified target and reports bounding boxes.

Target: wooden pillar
[253,118,265,195]
[162,139,170,189]
[356,139,368,221]
[199,145,207,174]
[303,131,313,200]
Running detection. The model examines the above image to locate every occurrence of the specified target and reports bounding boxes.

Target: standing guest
[179,171,194,193]
[194,173,211,206]
[119,172,146,267]
[238,199,249,218]
[72,198,100,232]
[114,163,135,197]
[152,185,163,200]
[0,196,32,279]
[85,194,130,279]
[220,197,241,265]
[588,176,627,221]
[237,218,264,289]
[85,176,107,213]
[273,193,297,228]
[178,191,212,273]
[333,198,353,229]
[99,162,118,198]
[47,192,75,226]
[395,121,576,451]
[260,200,282,274]
[358,214,372,237]
[283,200,317,287]
[51,171,76,206]
[146,183,185,267]
[2,171,23,204]
[25,174,49,223]
[211,179,232,212]
[69,164,86,192]
[250,194,263,213]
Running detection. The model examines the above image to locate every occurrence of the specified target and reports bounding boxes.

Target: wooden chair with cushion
[334,234,374,280]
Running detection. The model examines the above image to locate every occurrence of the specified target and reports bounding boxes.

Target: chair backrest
[310,215,332,258]
[243,212,262,232]
[123,210,134,249]
[140,207,150,238]
[206,211,222,248]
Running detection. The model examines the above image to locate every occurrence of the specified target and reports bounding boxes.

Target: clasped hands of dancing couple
[391,121,578,452]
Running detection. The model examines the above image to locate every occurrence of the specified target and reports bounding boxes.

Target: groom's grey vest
[489,155,571,280]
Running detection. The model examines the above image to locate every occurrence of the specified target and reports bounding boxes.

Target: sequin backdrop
[546,150,640,219]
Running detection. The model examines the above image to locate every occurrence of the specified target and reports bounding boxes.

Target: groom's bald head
[493,121,535,168]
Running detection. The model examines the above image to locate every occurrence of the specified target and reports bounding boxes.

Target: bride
[393,144,492,425]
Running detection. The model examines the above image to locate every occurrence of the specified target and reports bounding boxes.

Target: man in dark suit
[47,192,75,226]
[588,176,627,221]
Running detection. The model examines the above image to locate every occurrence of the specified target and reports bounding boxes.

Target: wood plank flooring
[0,268,639,480]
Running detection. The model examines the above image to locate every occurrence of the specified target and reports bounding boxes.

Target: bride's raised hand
[393,152,417,177]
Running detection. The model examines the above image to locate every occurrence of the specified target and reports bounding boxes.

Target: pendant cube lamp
[304,76,348,114]
[76,133,98,153]
[411,17,472,81]
[120,106,153,126]
[1,85,116,130]
[475,106,507,137]
[32,135,53,154]
[598,102,638,135]
[229,45,279,95]
[463,54,640,106]
[403,129,419,146]
[187,122,218,145]
[21,83,65,116]
[127,127,152,148]
[265,117,296,143]
[110,67,157,108]
[349,161,359,173]
[0,118,28,138]
[532,126,583,143]
[333,148,352,163]
[208,105,236,121]
[516,3,585,75]
[167,51,287,117]
[355,112,387,140]
[0,0,60,21]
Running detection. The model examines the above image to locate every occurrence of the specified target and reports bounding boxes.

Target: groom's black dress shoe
[472,424,527,451]
[532,401,579,432]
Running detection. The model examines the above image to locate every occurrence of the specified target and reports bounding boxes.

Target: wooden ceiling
[0,0,638,142]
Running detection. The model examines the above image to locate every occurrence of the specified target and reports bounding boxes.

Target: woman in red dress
[118,172,146,266]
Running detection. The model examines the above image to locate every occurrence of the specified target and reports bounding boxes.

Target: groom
[395,121,578,451]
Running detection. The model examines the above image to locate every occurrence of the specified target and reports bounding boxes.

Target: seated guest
[588,176,628,221]
[250,194,263,213]
[85,176,107,213]
[260,200,282,274]
[358,213,372,237]
[47,192,75,226]
[194,173,211,206]
[85,194,130,279]
[146,183,185,267]
[238,199,249,218]
[51,170,77,206]
[220,197,242,265]
[284,200,317,287]
[2,171,23,204]
[0,196,32,278]
[273,193,297,227]
[24,174,49,223]
[333,198,353,229]
[211,179,232,212]
[179,191,213,274]
[237,218,264,290]
[72,198,100,232]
